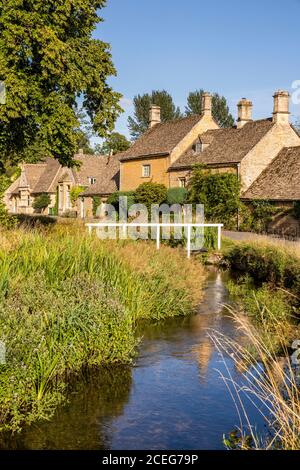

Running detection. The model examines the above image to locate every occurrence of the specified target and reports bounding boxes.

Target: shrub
[135,182,167,212]
[107,191,136,213]
[167,187,187,205]
[293,201,300,220]
[69,186,84,207]
[0,175,17,229]
[33,193,51,212]
[61,210,77,218]
[225,241,300,297]
[187,166,241,229]
[92,196,102,216]
[250,200,280,233]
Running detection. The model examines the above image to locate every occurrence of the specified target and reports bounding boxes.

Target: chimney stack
[273,90,290,124]
[149,105,161,128]
[237,98,253,128]
[201,92,212,116]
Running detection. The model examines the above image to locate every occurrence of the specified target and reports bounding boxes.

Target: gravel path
[223,230,300,245]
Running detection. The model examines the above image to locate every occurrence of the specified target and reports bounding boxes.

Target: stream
[2,268,266,450]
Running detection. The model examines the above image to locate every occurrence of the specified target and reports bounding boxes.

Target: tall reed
[211,306,300,450]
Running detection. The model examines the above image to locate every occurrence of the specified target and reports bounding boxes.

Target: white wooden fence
[86,223,223,259]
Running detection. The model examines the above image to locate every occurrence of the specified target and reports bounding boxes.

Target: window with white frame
[142,164,151,178]
[178,177,186,188]
[88,177,97,185]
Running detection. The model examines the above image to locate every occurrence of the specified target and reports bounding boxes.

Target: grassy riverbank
[0,226,205,432]
[218,236,300,449]
[222,237,300,351]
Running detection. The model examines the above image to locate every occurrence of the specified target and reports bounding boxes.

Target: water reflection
[2,367,132,450]
[1,268,266,450]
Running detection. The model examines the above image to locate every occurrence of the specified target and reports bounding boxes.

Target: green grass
[224,238,300,354]
[0,226,205,432]
[224,239,300,296]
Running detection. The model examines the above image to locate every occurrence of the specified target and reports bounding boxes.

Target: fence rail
[86,223,223,259]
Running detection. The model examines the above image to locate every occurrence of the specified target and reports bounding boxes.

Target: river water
[3,269,266,450]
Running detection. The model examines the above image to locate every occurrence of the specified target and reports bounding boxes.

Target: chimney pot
[78,148,84,155]
[149,105,161,128]
[201,92,212,117]
[237,98,253,128]
[273,90,290,124]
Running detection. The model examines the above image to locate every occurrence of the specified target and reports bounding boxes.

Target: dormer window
[88,177,97,185]
[195,142,202,153]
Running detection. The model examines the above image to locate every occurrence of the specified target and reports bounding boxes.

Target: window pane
[143,165,151,177]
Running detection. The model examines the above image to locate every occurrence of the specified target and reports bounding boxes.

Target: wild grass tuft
[211,307,300,450]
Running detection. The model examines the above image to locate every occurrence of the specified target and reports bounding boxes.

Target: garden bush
[33,193,51,212]
[187,166,241,229]
[107,191,136,213]
[135,182,167,212]
[166,187,187,205]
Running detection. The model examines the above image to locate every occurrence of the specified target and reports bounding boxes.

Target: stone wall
[168,165,237,188]
[241,124,300,191]
[170,115,219,164]
[120,156,170,191]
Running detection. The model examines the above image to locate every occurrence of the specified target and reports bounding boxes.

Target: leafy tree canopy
[99,132,131,155]
[0,0,122,167]
[185,90,234,128]
[128,90,182,140]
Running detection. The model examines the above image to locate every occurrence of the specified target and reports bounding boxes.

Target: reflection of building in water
[190,270,230,379]
[191,313,214,379]
[194,337,214,378]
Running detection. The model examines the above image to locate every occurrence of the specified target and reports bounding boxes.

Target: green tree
[100,132,131,155]
[0,0,122,167]
[128,90,182,140]
[75,109,96,154]
[185,90,234,128]
[33,193,51,212]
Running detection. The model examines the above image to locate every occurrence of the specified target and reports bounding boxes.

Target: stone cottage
[168,91,300,192]
[4,152,120,218]
[119,93,219,191]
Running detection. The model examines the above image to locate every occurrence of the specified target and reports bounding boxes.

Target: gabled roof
[119,115,204,162]
[5,155,110,196]
[72,154,111,186]
[21,163,49,190]
[81,153,123,197]
[33,158,60,193]
[170,119,275,170]
[242,146,300,201]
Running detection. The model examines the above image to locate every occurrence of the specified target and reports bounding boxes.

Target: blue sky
[94,0,300,140]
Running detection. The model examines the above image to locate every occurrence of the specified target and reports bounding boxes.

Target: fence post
[217,225,222,250]
[122,224,127,240]
[187,224,191,259]
[156,224,160,250]
[88,225,92,236]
